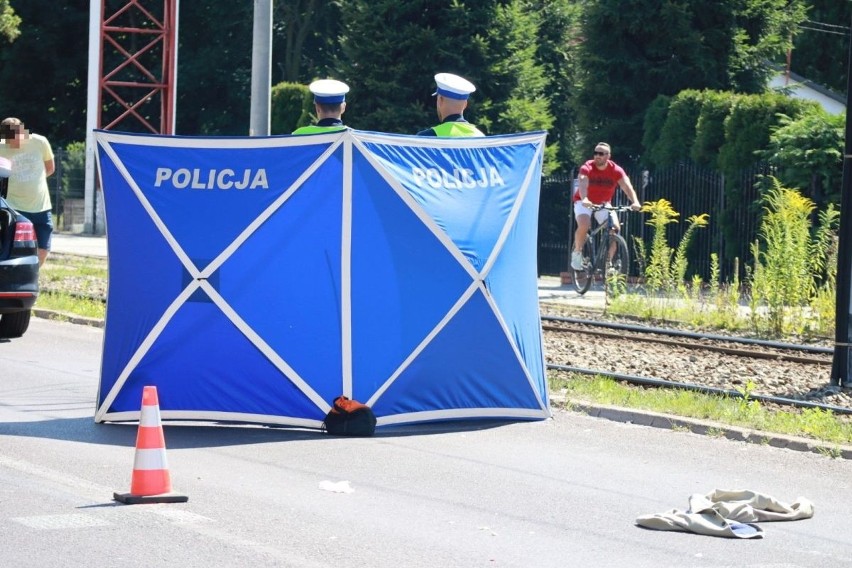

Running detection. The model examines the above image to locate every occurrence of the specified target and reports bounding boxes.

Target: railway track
[542,316,833,365]
[541,315,851,415]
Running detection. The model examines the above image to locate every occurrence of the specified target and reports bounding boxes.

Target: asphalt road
[2,318,852,567]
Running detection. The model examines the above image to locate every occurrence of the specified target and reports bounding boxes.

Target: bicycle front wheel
[571,240,594,295]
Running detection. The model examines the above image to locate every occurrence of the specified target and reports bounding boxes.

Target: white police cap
[432,73,476,100]
[309,79,349,104]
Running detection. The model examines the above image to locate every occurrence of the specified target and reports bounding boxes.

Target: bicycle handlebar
[588,204,635,212]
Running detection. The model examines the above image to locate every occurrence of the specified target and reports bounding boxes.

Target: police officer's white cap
[432,73,476,100]
[309,79,349,104]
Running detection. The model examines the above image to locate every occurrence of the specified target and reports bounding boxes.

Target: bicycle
[571,205,632,295]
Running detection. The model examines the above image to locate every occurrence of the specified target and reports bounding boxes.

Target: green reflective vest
[291,125,346,135]
[430,121,485,137]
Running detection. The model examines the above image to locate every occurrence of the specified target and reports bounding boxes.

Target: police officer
[417,73,484,137]
[292,79,349,135]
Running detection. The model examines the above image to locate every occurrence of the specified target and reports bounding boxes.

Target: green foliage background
[0,0,19,42]
[270,82,313,134]
[0,0,843,181]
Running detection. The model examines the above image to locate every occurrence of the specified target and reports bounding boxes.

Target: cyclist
[571,142,641,270]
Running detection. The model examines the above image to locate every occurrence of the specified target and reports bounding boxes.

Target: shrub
[270,82,313,134]
[761,108,844,209]
[691,90,737,168]
[749,179,838,336]
[60,141,86,199]
[648,90,704,168]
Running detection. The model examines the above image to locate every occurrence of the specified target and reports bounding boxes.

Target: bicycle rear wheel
[604,234,629,290]
[571,240,594,295]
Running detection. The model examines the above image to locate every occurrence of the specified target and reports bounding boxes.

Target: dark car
[0,177,39,338]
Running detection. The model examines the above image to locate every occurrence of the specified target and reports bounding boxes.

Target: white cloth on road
[636,489,814,539]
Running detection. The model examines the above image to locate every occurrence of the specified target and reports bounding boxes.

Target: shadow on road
[0,415,531,449]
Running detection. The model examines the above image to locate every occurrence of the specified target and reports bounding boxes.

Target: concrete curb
[553,397,852,460]
[33,308,104,328]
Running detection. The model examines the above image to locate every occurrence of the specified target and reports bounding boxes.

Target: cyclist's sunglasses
[593,150,608,156]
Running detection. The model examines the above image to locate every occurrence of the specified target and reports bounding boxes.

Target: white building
[769,69,846,115]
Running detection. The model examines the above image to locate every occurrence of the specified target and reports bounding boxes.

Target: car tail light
[13,220,35,243]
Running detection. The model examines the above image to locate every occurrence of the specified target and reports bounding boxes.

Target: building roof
[769,68,846,115]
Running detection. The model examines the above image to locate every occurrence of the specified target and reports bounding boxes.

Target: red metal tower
[99,0,177,134]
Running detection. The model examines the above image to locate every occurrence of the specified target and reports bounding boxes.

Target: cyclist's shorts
[574,201,617,226]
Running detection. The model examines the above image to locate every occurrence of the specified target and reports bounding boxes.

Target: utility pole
[87,0,270,235]
[249,0,273,136]
[84,0,101,234]
[831,15,852,388]
[85,0,178,234]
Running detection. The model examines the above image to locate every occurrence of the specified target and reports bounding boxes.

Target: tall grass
[609,181,838,340]
[549,373,852,447]
[36,291,105,320]
[749,180,839,336]
[673,213,709,297]
[634,199,707,298]
[809,207,840,336]
[638,199,678,293]
[36,253,108,321]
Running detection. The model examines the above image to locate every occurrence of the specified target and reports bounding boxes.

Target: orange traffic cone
[114,386,188,504]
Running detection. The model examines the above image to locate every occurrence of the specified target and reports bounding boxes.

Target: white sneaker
[571,251,584,270]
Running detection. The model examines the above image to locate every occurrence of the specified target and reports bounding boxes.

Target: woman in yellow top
[0,117,55,266]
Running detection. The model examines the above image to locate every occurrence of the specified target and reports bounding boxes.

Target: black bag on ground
[322,396,376,436]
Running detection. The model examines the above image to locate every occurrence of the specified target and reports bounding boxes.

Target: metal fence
[46,147,770,275]
[48,147,102,233]
[537,161,772,282]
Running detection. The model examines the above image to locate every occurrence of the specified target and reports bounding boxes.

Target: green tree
[761,108,844,208]
[176,3,253,135]
[338,0,553,140]
[646,90,704,168]
[691,90,737,167]
[716,92,815,265]
[639,88,735,168]
[530,0,582,173]
[0,0,20,42]
[337,0,442,132]
[575,0,806,161]
[273,0,342,83]
[641,95,671,164]
[475,1,554,138]
[789,0,851,95]
[718,92,814,173]
[0,0,88,146]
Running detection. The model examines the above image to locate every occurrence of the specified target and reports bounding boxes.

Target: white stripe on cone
[140,405,161,426]
[133,448,169,471]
